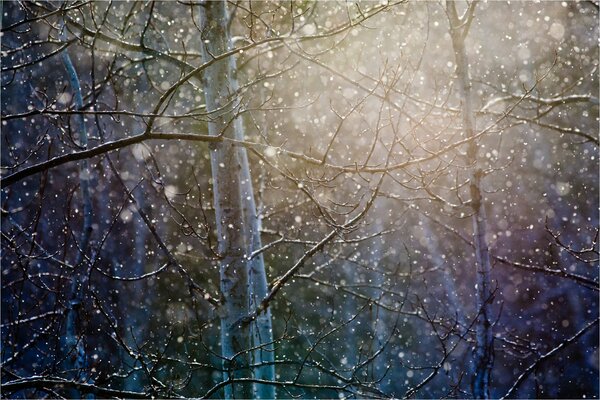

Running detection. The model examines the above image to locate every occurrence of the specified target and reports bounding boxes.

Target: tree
[446,2,493,396]
[2,1,598,399]
[197,2,274,398]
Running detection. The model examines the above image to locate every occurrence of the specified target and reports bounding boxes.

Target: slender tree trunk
[244,191,276,399]
[60,23,93,399]
[234,90,276,400]
[198,3,252,398]
[446,2,494,398]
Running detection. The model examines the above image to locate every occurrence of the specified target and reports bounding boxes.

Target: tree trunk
[233,74,276,400]
[244,187,276,399]
[198,3,252,398]
[60,23,93,399]
[446,2,494,398]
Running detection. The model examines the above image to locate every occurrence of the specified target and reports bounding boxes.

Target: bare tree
[1,1,597,399]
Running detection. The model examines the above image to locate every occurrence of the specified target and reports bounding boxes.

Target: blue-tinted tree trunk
[60,23,93,399]
[198,3,253,398]
[234,79,276,400]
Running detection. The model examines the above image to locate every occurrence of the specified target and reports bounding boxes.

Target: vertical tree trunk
[244,187,276,399]
[234,89,276,400]
[60,24,93,399]
[446,2,494,398]
[198,3,252,398]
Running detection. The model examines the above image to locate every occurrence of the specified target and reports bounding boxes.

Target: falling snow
[1,1,598,399]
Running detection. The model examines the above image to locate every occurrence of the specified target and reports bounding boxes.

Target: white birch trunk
[446,2,494,398]
[244,190,276,399]
[198,3,252,398]
[233,81,276,400]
